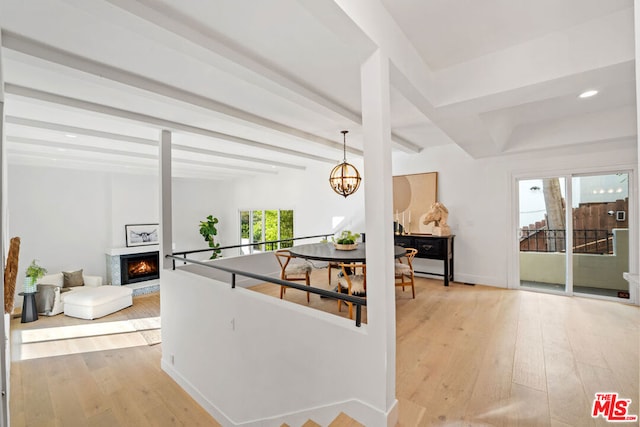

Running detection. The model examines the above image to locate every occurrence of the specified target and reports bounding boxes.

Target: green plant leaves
[199,215,222,259]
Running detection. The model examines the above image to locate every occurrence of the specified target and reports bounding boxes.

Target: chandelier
[329,130,361,198]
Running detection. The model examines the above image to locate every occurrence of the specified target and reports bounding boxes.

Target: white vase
[24,277,36,294]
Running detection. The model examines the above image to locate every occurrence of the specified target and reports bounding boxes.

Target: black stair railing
[165,234,368,327]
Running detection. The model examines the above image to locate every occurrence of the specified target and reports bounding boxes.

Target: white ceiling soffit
[376,0,636,157]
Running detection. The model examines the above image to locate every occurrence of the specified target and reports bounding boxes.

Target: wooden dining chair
[327,261,340,286]
[395,248,417,299]
[337,263,366,320]
[274,250,312,302]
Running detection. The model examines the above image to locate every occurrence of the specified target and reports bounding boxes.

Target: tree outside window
[241,209,294,252]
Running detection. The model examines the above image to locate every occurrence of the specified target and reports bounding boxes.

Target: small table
[19,292,38,323]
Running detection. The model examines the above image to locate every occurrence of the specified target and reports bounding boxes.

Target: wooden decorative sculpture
[4,237,21,314]
[423,202,451,236]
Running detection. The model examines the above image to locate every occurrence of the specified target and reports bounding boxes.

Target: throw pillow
[63,270,84,288]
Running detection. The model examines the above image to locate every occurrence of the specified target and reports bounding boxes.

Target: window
[239,210,294,253]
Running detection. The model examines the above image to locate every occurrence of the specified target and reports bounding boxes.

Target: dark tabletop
[289,242,406,263]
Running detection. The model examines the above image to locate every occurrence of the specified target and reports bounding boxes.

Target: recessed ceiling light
[579,90,598,98]
[65,134,77,138]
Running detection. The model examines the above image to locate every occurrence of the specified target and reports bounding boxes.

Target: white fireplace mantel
[106,245,160,256]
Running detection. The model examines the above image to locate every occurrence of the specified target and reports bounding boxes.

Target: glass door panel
[518,177,567,292]
[252,210,263,252]
[280,210,294,248]
[571,173,629,299]
[240,211,251,254]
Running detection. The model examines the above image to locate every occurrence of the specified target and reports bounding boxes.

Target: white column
[633,1,640,305]
[159,130,173,270]
[0,27,9,426]
[361,49,397,423]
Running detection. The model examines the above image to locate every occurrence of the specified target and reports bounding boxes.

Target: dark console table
[394,234,455,286]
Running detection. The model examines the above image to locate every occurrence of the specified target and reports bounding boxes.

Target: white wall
[7,165,232,302]
[392,139,638,287]
[172,177,235,256]
[229,163,367,242]
[8,165,111,290]
[162,267,392,426]
[109,173,158,248]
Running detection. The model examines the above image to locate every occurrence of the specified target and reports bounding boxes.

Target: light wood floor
[10,272,640,426]
[251,269,640,426]
[9,293,220,427]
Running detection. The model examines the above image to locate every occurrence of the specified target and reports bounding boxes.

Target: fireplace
[120,252,159,285]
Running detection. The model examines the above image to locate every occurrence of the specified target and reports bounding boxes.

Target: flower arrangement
[332,230,361,250]
[332,230,361,245]
[24,259,47,293]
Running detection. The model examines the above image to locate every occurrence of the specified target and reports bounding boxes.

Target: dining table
[288,242,406,263]
[288,242,406,295]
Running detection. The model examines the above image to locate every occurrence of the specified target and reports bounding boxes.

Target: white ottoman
[63,286,133,320]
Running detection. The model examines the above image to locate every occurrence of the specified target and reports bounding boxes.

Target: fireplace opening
[121,252,159,285]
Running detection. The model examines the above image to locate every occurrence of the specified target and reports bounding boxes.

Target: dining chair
[395,248,417,298]
[274,250,312,302]
[327,261,340,286]
[337,263,366,320]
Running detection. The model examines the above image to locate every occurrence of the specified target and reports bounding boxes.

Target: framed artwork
[393,172,438,234]
[125,224,159,247]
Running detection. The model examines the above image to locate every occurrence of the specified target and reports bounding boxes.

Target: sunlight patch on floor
[12,316,161,361]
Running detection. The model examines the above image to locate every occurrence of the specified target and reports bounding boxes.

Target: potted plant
[332,230,361,251]
[24,259,47,293]
[199,215,222,259]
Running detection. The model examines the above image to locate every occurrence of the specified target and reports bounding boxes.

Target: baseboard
[161,358,235,425]
[161,357,396,426]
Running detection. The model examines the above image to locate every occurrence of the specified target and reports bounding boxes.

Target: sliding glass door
[517,171,631,300]
[571,173,629,299]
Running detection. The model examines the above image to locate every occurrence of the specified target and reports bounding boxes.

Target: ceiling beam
[6,116,157,146]
[5,115,300,169]
[171,144,305,170]
[390,133,422,153]
[6,134,291,172]
[104,0,363,124]
[2,31,364,157]
[7,149,240,179]
[4,84,330,167]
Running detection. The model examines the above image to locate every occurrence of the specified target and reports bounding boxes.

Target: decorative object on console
[423,202,451,236]
[329,130,361,198]
[4,237,20,314]
[198,215,221,259]
[125,223,159,247]
[24,259,47,294]
[393,172,437,234]
[332,230,361,250]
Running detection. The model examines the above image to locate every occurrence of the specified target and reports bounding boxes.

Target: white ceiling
[0,0,636,180]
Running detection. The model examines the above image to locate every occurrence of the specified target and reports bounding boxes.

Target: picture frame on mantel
[393,172,438,234]
[125,223,159,247]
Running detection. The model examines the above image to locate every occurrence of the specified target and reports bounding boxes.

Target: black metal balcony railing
[172,234,332,260]
[168,234,368,327]
[520,228,613,254]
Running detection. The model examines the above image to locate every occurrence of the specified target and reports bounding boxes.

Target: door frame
[510,165,638,305]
